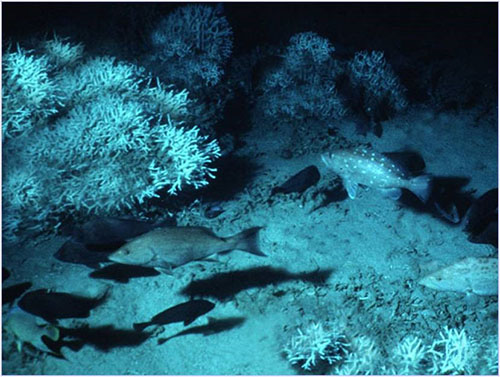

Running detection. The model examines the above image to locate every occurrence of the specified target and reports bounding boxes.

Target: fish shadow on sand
[180,266,333,301]
[89,263,160,283]
[399,176,474,223]
[157,316,246,345]
[53,324,151,353]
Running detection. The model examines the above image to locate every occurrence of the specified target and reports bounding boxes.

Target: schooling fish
[321,146,432,201]
[108,226,265,273]
[4,307,60,354]
[133,300,215,331]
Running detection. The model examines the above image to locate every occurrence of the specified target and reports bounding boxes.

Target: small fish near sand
[4,307,60,354]
[463,188,498,247]
[321,146,432,202]
[54,240,114,269]
[18,287,109,322]
[418,257,498,296]
[108,226,265,273]
[2,282,33,306]
[133,300,215,331]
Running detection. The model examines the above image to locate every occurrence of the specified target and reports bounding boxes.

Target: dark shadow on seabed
[180,266,334,301]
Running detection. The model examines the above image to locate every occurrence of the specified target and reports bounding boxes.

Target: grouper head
[107,238,156,266]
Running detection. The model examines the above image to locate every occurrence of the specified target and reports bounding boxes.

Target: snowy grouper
[321,146,432,202]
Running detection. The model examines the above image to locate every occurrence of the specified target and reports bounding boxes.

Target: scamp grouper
[322,146,432,202]
[108,226,265,273]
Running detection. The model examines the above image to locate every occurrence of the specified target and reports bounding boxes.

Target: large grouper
[107,226,265,273]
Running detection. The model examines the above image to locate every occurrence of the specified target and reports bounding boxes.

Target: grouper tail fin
[409,174,433,203]
[229,227,266,257]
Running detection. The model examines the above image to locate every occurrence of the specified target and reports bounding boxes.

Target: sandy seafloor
[2,106,498,375]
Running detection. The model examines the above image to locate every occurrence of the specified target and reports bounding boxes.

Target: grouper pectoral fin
[344,179,358,199]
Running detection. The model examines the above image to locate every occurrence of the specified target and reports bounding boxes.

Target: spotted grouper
[321,146,432,201]
[108,226,265,273]
[418,257,498,296]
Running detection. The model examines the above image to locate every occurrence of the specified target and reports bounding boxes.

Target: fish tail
[133,322,149,332]
[408,174,432,202]
[230,227,266,256]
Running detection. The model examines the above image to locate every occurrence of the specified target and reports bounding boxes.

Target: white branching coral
[349,50,407,111]
[2,35,221,242]
[428,326,477,375]
[391,335,429,374]
[335,335,380,375]
[2,45,62,139]
[150,4,233,88]
[283,321,349,371]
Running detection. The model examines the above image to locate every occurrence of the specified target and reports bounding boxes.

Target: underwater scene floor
[2,106,498,375]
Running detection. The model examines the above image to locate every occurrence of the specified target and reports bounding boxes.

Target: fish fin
[344,179,358,199]
[158,337,168,345]
[380,188,402,200]
[201,256,220,263]
[434,201,460,223]
[157,264,174,275]
[229,227,266,256]
[409,174,432,202]
[464,290,479,305]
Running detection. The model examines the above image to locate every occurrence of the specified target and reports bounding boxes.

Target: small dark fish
[158,316,245,345]
[3,267,10,282]
[205,203,225,219]
[54,241,113,269]
[71,217,174,246]
[18,288,108,322]
[463,188,498,247]
[463,188,498,234]
[133,300,215,332]
[468,221,498,247]
[271,166,321,195]
[2,282,33,306]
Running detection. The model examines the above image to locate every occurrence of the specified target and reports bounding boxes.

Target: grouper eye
[122,249,130,255]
